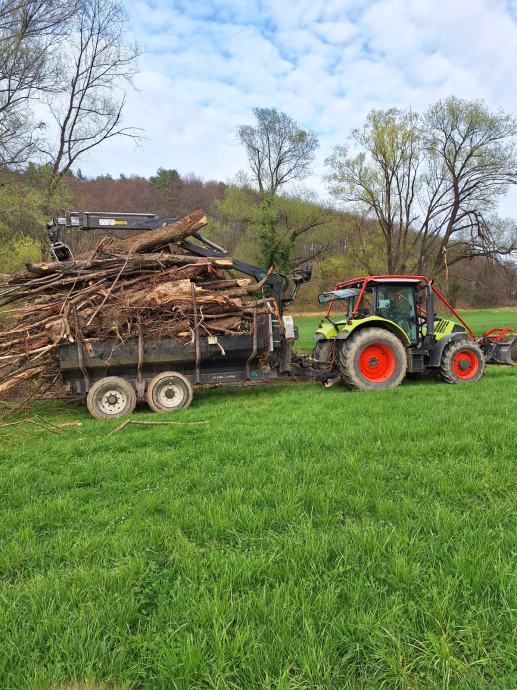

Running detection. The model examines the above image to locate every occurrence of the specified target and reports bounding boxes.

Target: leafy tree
[447,279,461,308]
[216,185,332,273]
[236,108,321,271]
[149,167,182,216]
[0,165,63,271]
[0,232,41,274]
[326,98,517,279]
[150,167,181,193]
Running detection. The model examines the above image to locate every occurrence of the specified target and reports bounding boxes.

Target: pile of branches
[0,210,275,397]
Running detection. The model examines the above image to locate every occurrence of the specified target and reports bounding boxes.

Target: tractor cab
[313,274,516,391]
[317,277,430,346]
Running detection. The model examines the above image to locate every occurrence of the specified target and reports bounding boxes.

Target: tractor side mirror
[318,292,334,304]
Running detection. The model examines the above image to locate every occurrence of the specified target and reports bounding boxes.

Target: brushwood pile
[0,210,276,398]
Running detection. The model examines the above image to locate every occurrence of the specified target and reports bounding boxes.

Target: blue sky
[80,0,517,213]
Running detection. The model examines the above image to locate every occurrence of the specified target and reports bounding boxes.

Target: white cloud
[79,0,517,217]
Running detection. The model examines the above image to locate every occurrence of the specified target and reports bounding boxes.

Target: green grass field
[1,309,516,689]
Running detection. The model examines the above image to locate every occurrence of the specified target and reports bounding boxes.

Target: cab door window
[375,286,417,342]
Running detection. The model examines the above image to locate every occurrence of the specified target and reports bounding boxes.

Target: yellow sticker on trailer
[98,218,128,226]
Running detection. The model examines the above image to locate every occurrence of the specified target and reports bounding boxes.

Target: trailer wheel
[146,371,193,412]
[440,341,485,384]
[86,376,137,420]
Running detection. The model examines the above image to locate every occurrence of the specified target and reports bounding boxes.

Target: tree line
[237,103,517,276]
[1,1,516,308]
[28,166,514,309]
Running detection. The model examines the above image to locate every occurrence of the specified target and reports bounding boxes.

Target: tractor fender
[430,332,469,366]
[335,319,411,347]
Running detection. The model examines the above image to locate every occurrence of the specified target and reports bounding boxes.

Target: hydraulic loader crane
[47,210,315,418]
[47,211,312,315]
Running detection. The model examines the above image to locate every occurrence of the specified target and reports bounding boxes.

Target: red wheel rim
[358,343,396,382]
[452,349,479,379]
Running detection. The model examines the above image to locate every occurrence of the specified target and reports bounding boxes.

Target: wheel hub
[155,379,183,409]
[452,349,479,380]
[99,388,127,414]
[359,343,396,382]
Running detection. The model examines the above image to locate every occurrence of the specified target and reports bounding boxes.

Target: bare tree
[41,0,140,201]
[422,98,517,274]
[0,0,77,166]
[238,107,318,197]
[235,108,321,271]
[326,98,517,278]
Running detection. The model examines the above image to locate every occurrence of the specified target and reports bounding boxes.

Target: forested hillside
[1,1,516,311]
[2,166,515,310]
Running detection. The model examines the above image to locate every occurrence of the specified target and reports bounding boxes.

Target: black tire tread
[439,340,485,384]
[338,327,407,391]
[312,340,336,373]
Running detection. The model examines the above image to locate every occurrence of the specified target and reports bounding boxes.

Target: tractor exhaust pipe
[481,332,517,366]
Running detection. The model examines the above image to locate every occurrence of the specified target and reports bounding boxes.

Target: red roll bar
[325,275,474,341]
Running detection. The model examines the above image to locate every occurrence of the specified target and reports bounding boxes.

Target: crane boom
[46,211,311,314]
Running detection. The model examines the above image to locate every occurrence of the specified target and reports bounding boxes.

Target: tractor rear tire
[146,371,193,412]
[86,376,137,420]
[338,327,407,391]
[440,341,485,384]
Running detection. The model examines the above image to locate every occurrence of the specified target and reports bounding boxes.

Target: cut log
[105,209,208,255]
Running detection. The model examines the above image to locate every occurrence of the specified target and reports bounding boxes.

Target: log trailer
[48,212,314,419]
[48,212,517,418]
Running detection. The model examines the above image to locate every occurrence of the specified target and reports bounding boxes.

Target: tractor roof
[318,288,360,304]
[336,275,428,289]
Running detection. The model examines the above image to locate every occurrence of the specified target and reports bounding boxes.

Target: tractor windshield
[319,288,361,320]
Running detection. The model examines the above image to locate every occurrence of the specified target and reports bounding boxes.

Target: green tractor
[313,275,517,391]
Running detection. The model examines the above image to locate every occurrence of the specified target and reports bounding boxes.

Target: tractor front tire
[440,341,485,384]
[338,327,407,391]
